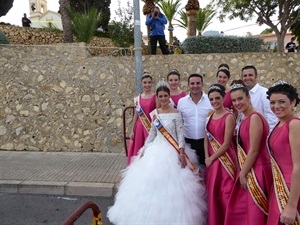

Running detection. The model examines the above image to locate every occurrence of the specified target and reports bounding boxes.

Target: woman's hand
[205,157,213,167]
[280,204,297,225]
[179,154,187,168]
[130,131,134,140]
[239,173,248,190]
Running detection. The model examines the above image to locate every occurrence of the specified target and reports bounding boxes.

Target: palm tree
[59,0,73,43]
[174,9,188,30]
[185,0,199,37]
[175,6,215,37]
[157,0,181,44]
[196,6,216,36]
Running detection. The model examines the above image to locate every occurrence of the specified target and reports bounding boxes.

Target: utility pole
[133,0,143,94]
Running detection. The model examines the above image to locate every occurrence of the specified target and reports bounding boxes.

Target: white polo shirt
[177,93,213,140]
[249,83,278,130]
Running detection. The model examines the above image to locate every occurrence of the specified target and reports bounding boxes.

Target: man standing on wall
[22,13,31,27]
[285,37,297,52]
[177,74,212,178]
[241,65,277,129]
[145,6,169,55]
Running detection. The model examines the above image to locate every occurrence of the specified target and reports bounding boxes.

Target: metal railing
[61,201,102,225]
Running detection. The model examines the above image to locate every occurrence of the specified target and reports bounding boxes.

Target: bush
[70,7,100,43]
[182,36,265,54]
[108,22,134,47]
[0,30,9,44]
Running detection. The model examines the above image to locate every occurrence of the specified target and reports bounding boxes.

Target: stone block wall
[0,43,299,153]
[0,24,119,56]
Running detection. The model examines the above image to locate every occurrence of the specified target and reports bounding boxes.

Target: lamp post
[133,0,143,94]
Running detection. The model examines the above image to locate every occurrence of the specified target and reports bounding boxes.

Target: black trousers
[150,35,169,55]
[185,138,205,165]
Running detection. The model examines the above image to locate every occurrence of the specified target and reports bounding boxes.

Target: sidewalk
[0,151,126,197]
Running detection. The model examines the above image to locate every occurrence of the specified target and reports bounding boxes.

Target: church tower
[29,0,48,15]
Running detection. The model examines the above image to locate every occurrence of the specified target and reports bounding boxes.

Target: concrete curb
[0,180,116,197]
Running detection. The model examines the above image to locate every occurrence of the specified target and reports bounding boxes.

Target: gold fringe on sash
[237,144,269,215]
[267,127,300,225]
[151,111,197,173]
[134,96,151,132]
[207,132,236,180]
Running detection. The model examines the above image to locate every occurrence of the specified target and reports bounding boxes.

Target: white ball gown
[107,112,207,225]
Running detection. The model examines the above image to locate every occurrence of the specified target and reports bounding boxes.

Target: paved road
[0,193,114,225]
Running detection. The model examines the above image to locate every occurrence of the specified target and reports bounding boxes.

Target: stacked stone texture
[0,27,299,153]
[0,24,118,56]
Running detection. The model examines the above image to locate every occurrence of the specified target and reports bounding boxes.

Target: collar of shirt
[250,83,260,94]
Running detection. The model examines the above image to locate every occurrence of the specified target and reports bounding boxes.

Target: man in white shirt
[177,74,212,167]
[241,65,278,129]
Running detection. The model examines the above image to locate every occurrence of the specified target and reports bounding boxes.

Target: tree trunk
[59,0,73,43]
[186,9,198,37]
[168,24,173,45]
[275,31,287,53]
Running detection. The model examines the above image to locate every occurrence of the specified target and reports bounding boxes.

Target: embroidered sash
[134,95,152,133]
[236,143,269,215]
[150,110,197,173]
[205,112,236,180]
[267,125,300,224]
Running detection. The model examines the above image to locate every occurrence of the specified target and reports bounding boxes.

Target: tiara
[142,72,152,78]
[272,80,290,87]
[156,80,170,90]
[209,85,222,91]
[218,66,229,71]
[230,83,245,90]
[169,69,179,73]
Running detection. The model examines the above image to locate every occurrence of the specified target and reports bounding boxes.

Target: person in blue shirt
[146,6,169,55]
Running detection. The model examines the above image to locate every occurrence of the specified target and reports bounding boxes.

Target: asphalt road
[0,193,114,225]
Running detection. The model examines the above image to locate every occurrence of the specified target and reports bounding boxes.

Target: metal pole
[133,0,143,94]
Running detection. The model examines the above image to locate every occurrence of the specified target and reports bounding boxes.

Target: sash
[134,95,152,133]
[150,110,197,173]
[236,143,269,215]
[205,112,236,180]
[169,98,176,108]
[267,123,300,224]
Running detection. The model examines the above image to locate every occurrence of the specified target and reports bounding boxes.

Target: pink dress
[171,91,186,107]
[127,95,156,164]
[223,91,232,110]
[206,112,237,225]
[267,117,300,225]
[225,112,272,225]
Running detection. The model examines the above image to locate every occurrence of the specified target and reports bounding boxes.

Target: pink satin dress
[171,91,186,107]
[225,112,272,225]
[127,95,156,164]
[206,112,237,225]
[223,91,233,110]
[267,117,300,225]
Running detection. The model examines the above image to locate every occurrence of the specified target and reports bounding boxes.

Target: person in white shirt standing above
[177,74,213,172]
[241,65,278,130]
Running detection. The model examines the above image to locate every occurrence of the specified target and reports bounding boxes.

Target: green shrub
[69,7,100,43]
[40,22,62,34]
[182,36,265,54]
[0,30,9,44]
[108,22,134,47]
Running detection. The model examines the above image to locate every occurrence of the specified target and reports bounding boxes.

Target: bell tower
[29,0,48,15]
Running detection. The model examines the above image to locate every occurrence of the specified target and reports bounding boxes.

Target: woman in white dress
[107,81,207,225]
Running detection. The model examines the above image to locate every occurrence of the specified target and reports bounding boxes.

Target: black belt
[185,138,204,143]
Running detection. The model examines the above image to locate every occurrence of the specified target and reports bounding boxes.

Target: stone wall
[0,44,299,153]
[0,24,119,55]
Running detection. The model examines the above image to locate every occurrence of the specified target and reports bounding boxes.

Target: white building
[28,0,62,29]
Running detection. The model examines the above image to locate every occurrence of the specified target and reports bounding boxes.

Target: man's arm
[158,14,167,24]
